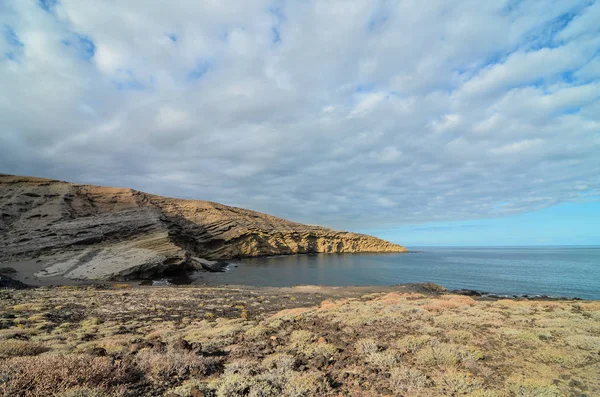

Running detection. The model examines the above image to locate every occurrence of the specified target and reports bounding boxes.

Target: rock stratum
[0,174,406,280]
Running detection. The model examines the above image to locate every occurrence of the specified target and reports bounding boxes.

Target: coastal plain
[1,283,599,397]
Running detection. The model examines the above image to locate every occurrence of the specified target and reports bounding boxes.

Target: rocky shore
[0,174,406,282]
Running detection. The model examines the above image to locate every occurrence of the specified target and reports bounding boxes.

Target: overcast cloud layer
[1,0,599,229]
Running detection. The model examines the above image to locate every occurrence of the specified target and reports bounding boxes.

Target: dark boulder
[451,289,483,297]
[0,275,30,290]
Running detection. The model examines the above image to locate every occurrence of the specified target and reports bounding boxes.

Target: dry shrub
[414,342,481,367]
[208,373,279,397]
[0,354,138,396]
[319,299,348,311]
[244,325,269,339]
[0,328,31,340]
[354,338,379,355]
[11,304,46,312]
[438,368,483,395]
[55,386,109,397]
[564,334,600,351]
[288,330,314,348]
[134,348,218,381]
[534,347,574,366]
[209,373,254,397]
[375,292,425,305]
[93,337,131,355]
[441,295,477,306]
[284,371,330,397]
[288,330,337,358]
[365,350,399,369]
[271,307,310,319]
[166,379,207,397]
[396,335,433,353]
[508,377,562,397]
[422,300,460,312]
[261,353,296,372]
[224,358,260,376]
[447,330,473,344]
[184,319,248,351]
[499,328,542,348]
[389,366,429,391]
[468,390,500,397]
[0,340,49,358]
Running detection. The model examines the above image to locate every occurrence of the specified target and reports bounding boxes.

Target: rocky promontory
[0,174,406,281]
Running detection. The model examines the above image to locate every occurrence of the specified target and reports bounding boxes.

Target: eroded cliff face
[0,174,406,280]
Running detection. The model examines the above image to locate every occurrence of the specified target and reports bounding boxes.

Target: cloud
[1,0,599,230]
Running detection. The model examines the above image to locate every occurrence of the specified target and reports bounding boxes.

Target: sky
[1,0,599,246]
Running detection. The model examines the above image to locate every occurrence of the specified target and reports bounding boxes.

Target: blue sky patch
[113,79,145,91]
[77,34,95,60]
[271,27,281,44]
[268,5,285,44]
[355,83,376,93]
[559,106,581,115]
[4,51,17,62]
[166,33,178,42]
[188,60,211,80]
[4,26,24,48]
[367,14,388,32]
[112,69,146,91]
[38,0,58,13]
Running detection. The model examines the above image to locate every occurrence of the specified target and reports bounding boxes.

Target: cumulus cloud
[1,0,599,229]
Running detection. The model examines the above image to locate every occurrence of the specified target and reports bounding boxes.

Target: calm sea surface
[183,246,600,299]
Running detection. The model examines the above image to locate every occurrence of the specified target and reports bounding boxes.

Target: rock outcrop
[0,174,406,280]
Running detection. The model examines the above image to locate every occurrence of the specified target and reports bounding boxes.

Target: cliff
[0,174,406,280]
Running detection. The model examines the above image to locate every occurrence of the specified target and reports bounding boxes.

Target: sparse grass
[0,287,598,396]
[0,354,138,396]
[261,353,296,371]
[437,368,483,395]
[389,365,429,391]
[396,334,433,353]
[0,340,49,358]
[508,377,562,397]
[415,343,464,367]
[365,350,398,369]
[135,348,218,382]
[54,386,109,397]
[354,337,378,354]
[284,371,330,397]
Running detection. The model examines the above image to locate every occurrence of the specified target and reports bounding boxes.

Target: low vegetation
[0,285,598,396]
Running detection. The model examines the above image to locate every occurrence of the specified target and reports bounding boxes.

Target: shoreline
[0,272,590,301]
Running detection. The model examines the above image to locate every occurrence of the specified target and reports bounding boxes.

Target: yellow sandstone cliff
[0,174,406,280]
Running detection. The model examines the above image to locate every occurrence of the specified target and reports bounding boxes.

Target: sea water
[184,246,600,299]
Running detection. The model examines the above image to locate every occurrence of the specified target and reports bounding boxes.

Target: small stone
[317,336,326,344]
[91,347,107,356]
[270,335,277,341]
[560,374,572,380]
[190,386,205,397]
[569,379,587,390]
[172,338,191,351]
[312,355,327,369]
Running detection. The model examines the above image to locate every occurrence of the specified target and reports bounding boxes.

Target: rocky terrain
[0,174,406,281]
[1,283,598,396]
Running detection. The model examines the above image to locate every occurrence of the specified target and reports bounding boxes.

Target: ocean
[183,246,600,299]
